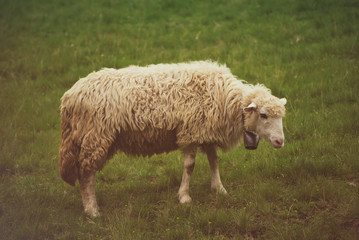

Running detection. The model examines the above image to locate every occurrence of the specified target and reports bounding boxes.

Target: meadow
[0,0,358,239]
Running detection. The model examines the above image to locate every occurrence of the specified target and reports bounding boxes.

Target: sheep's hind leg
[78,132,113,217]
[204,144,227,194]
[79,170,99,217]
[178,146,197,204]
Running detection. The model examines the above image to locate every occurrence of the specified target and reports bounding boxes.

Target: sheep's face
[244,98,286,149]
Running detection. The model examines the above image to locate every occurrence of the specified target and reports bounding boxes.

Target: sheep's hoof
[179,194,192,204]
[84,206,100,218]
[212,185,228,195]
[219,186,228,195]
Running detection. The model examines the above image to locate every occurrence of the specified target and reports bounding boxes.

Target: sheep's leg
[205,144,227,194]
[178,146,197,204]
[79,170,99,217]
[77,131,113,217]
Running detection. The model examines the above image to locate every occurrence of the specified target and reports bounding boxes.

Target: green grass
[1,0,359,239]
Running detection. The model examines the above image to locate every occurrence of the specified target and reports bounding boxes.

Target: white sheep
[59,61,287,217]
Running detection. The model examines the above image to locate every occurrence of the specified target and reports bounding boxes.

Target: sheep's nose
[274,138,284,148]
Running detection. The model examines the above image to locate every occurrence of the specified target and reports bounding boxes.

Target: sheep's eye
[260,113,268,119]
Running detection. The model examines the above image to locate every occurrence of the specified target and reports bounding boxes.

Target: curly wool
[59,61,285,185]
[242,84,285,118]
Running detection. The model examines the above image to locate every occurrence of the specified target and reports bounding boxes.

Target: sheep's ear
[279,98,287,105]
[244,102,257,112]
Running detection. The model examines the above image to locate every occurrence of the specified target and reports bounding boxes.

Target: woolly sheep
[59,61,287,217]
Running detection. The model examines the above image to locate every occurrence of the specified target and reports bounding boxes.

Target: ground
[0,0,358,239]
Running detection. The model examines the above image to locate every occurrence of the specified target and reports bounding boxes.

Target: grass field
[0,0,359,239]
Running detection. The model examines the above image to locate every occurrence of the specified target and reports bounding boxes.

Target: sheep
[59,61,287,217]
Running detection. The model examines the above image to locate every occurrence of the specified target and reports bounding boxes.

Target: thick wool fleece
[59,61,285,185]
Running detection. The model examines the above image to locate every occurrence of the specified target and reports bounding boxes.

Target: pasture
[0,0,358,239]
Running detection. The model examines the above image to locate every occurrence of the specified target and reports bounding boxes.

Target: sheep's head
[243,97,287,149]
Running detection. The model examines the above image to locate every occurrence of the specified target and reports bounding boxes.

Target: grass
[0,0,358,239]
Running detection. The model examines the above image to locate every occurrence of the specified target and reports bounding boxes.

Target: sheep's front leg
[178,146,197,204]
[79,170,99,217]
[205,144,227,194]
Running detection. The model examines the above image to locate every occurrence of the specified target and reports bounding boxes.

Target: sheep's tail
[59,107,80,186]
